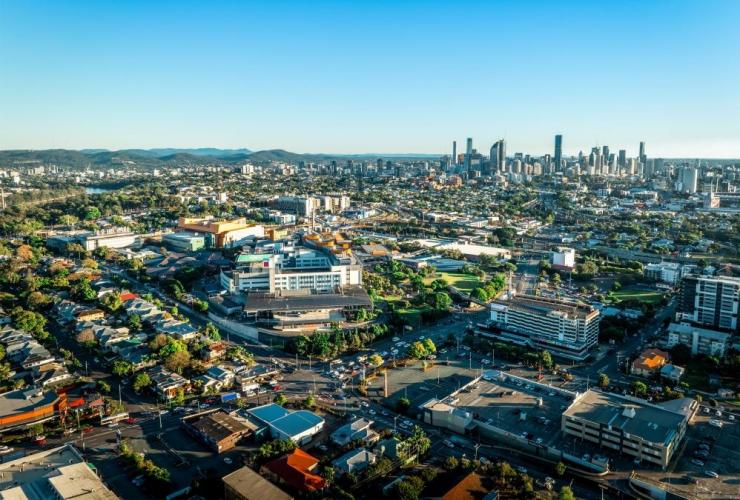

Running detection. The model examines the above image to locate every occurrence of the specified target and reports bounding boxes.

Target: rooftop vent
[622,407,636,419]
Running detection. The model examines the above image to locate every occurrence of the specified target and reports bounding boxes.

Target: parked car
[691,459,705,466]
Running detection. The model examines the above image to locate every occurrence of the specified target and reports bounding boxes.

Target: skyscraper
[554,134,562,169]
[452,141,457,166]
[678,275,740,333]
[464,138,473,170]
[639,141,646,164]
[617,149,626,168]
[490,139,506,173]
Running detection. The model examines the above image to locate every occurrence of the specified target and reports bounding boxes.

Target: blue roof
[271,411,324,437]
[248,403,291,423]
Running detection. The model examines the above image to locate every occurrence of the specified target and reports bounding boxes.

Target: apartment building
[487,295,600,360]
[678,275,740,333]
[644,262,681,285]
[666,322,731,357]
[562,390,697,469]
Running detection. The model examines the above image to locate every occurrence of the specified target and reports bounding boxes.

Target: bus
[100,412,129,425]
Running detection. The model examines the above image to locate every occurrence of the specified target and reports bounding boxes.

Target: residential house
[631,349,670,377]
[330,418,378,447]
[148,366,189,399]
[660,364,685,384]
[262,449,326,493]
[153,318,198,341]
[331,448,376,476]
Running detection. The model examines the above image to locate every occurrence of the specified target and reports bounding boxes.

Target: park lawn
[611,287,665,304]
[396,305,433,326]
[425,271,483,294]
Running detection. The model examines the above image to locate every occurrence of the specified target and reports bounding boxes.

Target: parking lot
[453,375,575,449]
[367,355,477,411]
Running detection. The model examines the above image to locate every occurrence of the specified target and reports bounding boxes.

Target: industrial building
[247,403,324,445]
[0,388,62,432]
[486,295,600,360]
[183,410,252,453]
[562,390,697,469]
[223,466,293,500]
[0,443,117,499]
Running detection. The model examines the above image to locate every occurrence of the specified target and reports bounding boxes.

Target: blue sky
[1,0,739,157]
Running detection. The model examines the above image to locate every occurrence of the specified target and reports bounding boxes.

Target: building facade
[488,296,600,360]
[678,275,740,332]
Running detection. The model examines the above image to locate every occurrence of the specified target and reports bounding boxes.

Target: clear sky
[1,0,739,157]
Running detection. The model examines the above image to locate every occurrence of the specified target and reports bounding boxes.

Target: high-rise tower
[554,134,562,169]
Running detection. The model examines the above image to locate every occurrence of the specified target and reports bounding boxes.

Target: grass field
[611,286,665,304]
[425,272,483,294]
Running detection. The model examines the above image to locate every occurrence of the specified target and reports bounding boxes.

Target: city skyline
[1,1,739,157]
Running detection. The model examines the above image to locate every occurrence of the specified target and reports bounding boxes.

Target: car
[125,417,137,424]
[479,456,489,464]
[223,457,233,465]
[515,465,528,474]
[443,439,455,448]
[392,337,400,342]
[419,335,425,340]
[691,459,705,466]
[729,415,736,421]
[535,438,544,444]
[703,407,710,414]
[369,409,376,415]
[481,359,490,365]
[716,410,722,417]
[360,401,370,407]
[704,471,719,478]
[107,423,119,429]
[439,349,447,354]
[0,446,14,455]
[318,444,328,452]
[83,426,93,434]
[698,443,711,451]
[381,351,389,357]
[548,392,556,396]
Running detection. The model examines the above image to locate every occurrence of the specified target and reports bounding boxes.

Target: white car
[729,415,736,421]
[481,359,490,364]
[443,439,455,448]
[0,446,14,455]
[392,337,400,342]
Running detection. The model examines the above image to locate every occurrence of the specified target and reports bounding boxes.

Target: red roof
[265,449,326,492]
[120,292,139,302]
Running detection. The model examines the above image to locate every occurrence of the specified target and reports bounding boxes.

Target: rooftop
[222,466,292,500]
[493,295,598,320]
[0,444,117,500]
[0,390,58,421]
[563,390,693,446]
[242,287,371,313]
[189,411,251,442]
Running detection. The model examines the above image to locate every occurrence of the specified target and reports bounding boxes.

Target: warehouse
[247,403,324,445]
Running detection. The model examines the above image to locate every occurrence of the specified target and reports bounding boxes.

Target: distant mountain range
[0,148,442,170]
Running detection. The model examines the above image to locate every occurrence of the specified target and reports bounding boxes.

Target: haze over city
[1,0,740,157]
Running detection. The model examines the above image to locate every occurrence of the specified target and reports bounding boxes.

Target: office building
[247,403,325,445]
[562,390,697,469]
[452,141,457,166]
[639,141,646,164]
[554,134,563,169]
[464,137,473,170]
[677,166,698,194]
[677,275,740,332]
[183,410,252,453]
[487,296,600,360]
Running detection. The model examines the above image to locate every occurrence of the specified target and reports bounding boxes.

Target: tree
[559,486,576,500]
[164,350,190,374]
[443,456,460,471]
[422,338,436,356]
[273,393,288,406]
[470,287,490,302]
[84,206,101,220]
[132,373,151,393]
[598,373,609,388]
[112,360,133,377]
[408,341,427,359]
[632,380,648,397]
[101,291,123,312]
[11,307,48,340]
[368,354,383,367]
[304,394,316,409]
[430,291,452,311]
[555,461,566,476]
[396,397,411,414]
[97,380,111,393]
[397,476,425,500]
[202,322,221,342]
